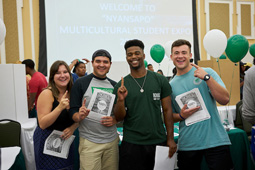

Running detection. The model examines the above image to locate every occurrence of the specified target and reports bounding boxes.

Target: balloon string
[217,59,222,78]
[167,59,170,76]
[228,63,235,107]
[223,63,236,127]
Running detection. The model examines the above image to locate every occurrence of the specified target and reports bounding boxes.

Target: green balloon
[249,44,255,57]
[219,54,227,59]
[225,34,249,63]
[144,60,148,68]
[150,44,165,63]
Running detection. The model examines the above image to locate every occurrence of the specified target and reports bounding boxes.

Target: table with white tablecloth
[1,146,26,170]
[217,105,236,128]
[20,118,37,170]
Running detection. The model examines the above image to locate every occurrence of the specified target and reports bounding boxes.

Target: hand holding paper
[167,139,177,158]
[175,88,211,126]
[180,104,200,119]
[154,146,177,170]
[61,127,74,140]
[101,116,117,127]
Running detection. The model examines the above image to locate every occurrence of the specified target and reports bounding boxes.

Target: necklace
[130,71,147,93]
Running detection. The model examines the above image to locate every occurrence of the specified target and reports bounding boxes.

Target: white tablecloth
[217,105,236,128]
[1,146,21,170]
[20,118,37,170]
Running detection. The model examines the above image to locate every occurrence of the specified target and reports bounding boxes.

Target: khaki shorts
[79,137,119,170]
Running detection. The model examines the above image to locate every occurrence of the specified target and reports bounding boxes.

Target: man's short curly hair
[22,59,35,69]
[124,39,144,51]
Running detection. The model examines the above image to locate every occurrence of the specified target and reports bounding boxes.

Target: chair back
[0,119,21,147]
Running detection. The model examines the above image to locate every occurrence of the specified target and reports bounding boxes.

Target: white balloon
[0,18,6,45]
[203,29,227,58]
[164,40,173,58]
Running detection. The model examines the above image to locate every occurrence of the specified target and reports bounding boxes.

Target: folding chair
[0,119,21,147]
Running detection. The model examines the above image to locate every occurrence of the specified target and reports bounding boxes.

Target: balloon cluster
[151,29,255,64]
[203,29,254,63]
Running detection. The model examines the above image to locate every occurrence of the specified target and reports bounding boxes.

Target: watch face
[204,74,210,81]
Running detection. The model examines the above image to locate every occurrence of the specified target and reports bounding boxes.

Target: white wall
[0,64,29,123]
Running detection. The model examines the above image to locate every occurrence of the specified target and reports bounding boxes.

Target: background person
[240,61,251,99]
[22,59,48,118]
[16,60,31,108]
[113,39,177,170]
[242,65,255,124]
[33,60,78,170]
[147,63,154,72]
[69,58,90,82]
[156,69,164,76]
[70,49,119,170]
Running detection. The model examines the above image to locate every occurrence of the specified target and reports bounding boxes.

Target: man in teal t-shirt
[170,39,233,170]
[113,39,177,170]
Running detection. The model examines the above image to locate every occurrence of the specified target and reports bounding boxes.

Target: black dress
[33,97,75,170]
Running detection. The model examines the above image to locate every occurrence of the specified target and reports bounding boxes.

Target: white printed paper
[43,130,75,159]
[175,88,210,126]
[154,146,177,170]
[87,88,115,123]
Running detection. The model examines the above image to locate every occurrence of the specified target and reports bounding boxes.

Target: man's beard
[129,63,141,70]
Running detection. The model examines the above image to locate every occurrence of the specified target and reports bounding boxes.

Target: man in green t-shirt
[113,39,177,170]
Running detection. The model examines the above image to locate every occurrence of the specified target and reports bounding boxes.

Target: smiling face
[54,65,70,89]
[171,44,192,75]
[92,56,111,78]
[126,46,145,70]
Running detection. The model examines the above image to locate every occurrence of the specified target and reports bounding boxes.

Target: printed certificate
[43,130,75,159]
[87,88,115,123]
[175,88,210,126]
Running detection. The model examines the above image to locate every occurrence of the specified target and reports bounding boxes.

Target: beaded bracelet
[179,112,185,120]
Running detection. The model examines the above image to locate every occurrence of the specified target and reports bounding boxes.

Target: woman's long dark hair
[47,60,73,99]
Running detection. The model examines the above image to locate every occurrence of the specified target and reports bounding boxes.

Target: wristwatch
[204,74,210,81]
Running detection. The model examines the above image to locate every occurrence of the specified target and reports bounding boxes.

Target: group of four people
[33,39,233,170]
